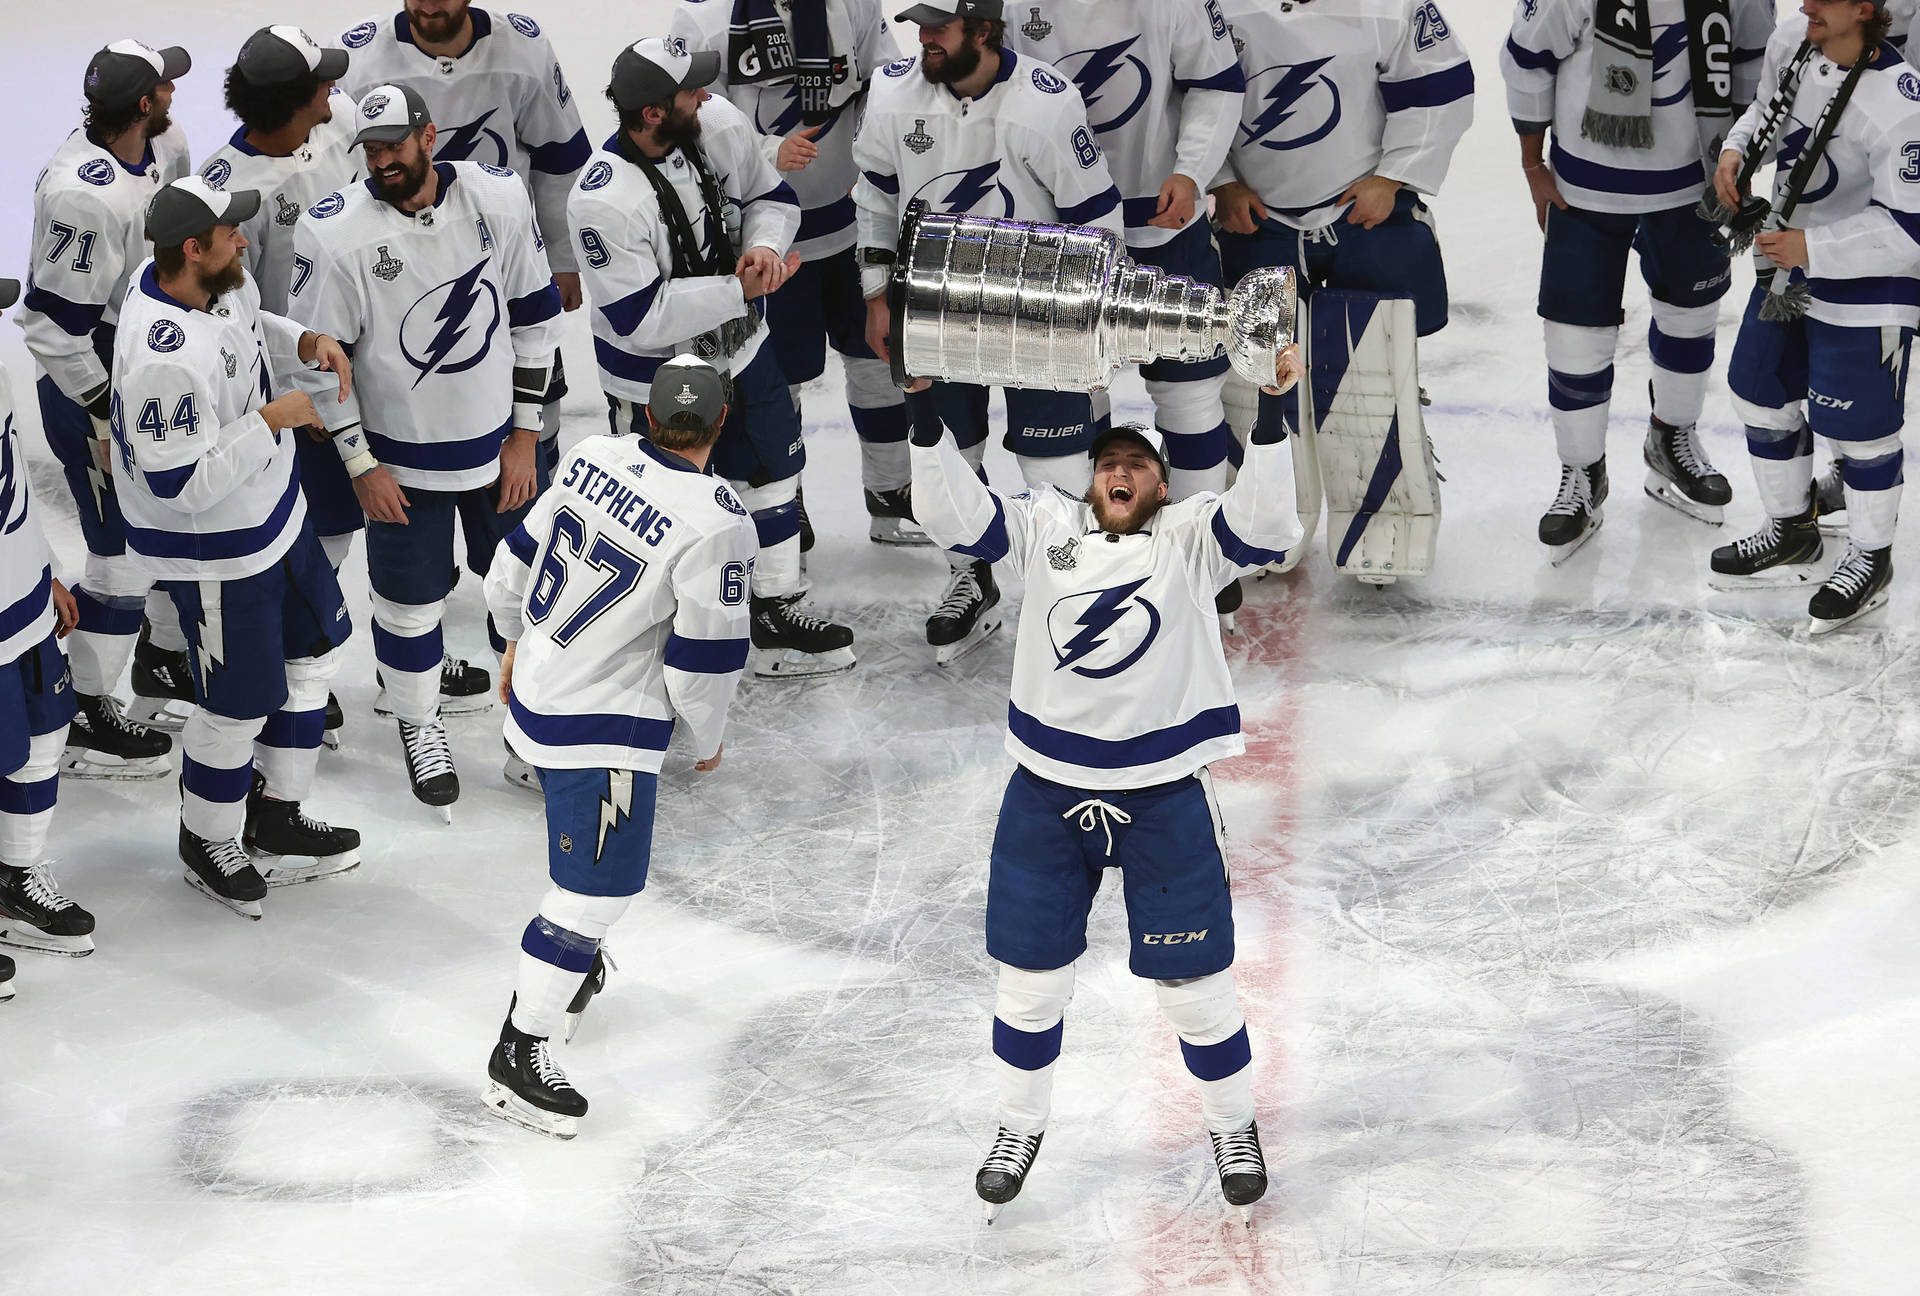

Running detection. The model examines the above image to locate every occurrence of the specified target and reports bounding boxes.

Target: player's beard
[1087,483,1164,534]
[145,109,173,139]
[407,1,468,43]
[371,151,434,205]
[920,39,982,86]
[199,255,247,300]
[657,104,704,152]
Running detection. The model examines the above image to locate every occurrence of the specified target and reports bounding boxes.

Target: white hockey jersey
[852,48,1124,283]
[570,96,801,403]
[110,262,310,581]
[15,124,192,405]
[485,432,758,772]
[200,91,362,317]
[1502,0,1774,215]
[910,432,1301,790]
[1003,0,1246,246]
[1894,0,1918,59]
[1214,0,1475,230]
[339,8,591,273]
[1724,25,1920,329]
[669,0,897,261]
[0,361,57,665]
[288,160,563,491]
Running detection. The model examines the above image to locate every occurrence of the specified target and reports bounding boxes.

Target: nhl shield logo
[1605,64,1636,95]
[674,382,698,406]
[694,332,720,358]
[1047,535,1079,570]
[371,246,405,282]
[903,118,935,155]
[275,194,300,226]
[1021,6,1052,39]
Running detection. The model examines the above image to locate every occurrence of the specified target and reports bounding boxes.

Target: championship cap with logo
[894,0,1004,24]
[85,39,191,109]
[237,26,350,85]
[609,37,721,111]
[647,355,728,432]
[351,82,433,147]
[146,176,261,249]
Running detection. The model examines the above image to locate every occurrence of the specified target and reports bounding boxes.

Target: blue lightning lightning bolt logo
[0,414,26,537]
[399,261,502,388]
[1244,58,1341,151]
[916,162,1014,217]
[433,110,510,167]
[1049,578,1162,679]
[1059,38,1152,133]
[596,769,634,862]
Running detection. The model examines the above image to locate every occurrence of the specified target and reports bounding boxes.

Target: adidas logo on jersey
[903,119,935,155]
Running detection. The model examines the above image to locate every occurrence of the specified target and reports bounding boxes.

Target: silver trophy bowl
[887,204,1295,393]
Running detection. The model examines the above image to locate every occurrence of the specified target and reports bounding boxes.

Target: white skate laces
[401,720,456,780]
[777,596,834,633]
[531,1040,577,1093]
[935,567,983,618]
[1667,424,1714,478]
[206,837,255,878]
[21,862,78,912]
[1062,798,1131,857]
[98,694,157,736]
[1825,544,1876,596]
[1732,519,1785,558]
[1545,464,1590,517]
[1211,1124,1263,1176]
[981,1129,1041,1175]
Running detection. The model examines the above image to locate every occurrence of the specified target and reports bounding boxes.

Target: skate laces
[1733,519,1784,558]
[935,566,983,618]
[20,862,77,912]
[530,1039,578,1093]
[1667,423,1715,478]
[1545,464,1590,517]
[97,695,157,738]
[1211,1124,1265,1176]
[205,837,255,878]
[442,652,474,677]
[981,1128,1041,1175]
[777,596,834,633]
[1062,798,1131,857]
[1826,544,1877,597]
[401,720,456,780]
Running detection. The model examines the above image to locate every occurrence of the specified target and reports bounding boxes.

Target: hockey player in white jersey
[1211,0,1472,571]
[909,335,1304,1222]
[1706,0,1920,631]
[1005,0,1249,611]
[201,27,368,748]
[855,2,1125,663]
[670,0,926,552]
[480,356,756,1138]
[0,278,94,973]
[112,180,362,917]
[289,85,565,815]
[14,40,193,777]
[572,39,859,680]
[1503,0,1774,561]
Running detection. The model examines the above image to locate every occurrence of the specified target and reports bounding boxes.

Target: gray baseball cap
[146,177,261,249]
[609,37,720,111]
[85,39,191,109]
[351,82,432,147]
[648,355,728,433]
[238,25,349,85]
[895,0,1004,23]
[0,280,20,311]
[1088,423,1169,478]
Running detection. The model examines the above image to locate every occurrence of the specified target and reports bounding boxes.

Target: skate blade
[869,519,934,546]
[482,1082,579,1140]
[1353,573,1398,587]
[374,693,494,719]
[128,697,193,731]
[934,613,1002,667]
[1809,589,1890,635]
[1706,562,1824,592]
[751,645,856,680]
[0,925,95,957]
[1643,475,1725,526]
[1218,611,1238,635]
[258,852,361,888]
[321,730,342,751]
[183,873,263,920]
[61,751,171,781]
[982,1200,1004,1225]
[1816,513,1849,537]
[0,980,13,1002]
[1546,512,1603,567]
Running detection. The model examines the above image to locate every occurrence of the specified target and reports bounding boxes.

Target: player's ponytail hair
[647,411,726,454]
[1864,0,1893,48]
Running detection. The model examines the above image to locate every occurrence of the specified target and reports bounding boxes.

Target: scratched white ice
[3,1,1918,1293]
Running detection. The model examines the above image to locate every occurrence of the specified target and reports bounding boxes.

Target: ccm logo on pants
[1143,930,1210,945]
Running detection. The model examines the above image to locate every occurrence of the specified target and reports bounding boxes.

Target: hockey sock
[736,478,802,598]
[991,963,1076,1136]
[1647,301,1718,429]
[254,648,341,802]
[1017,453,1090,496]
[181,709,266,841]
[1838,434,1903,549]
[0,730,67,864]
[846,358,911,492]
[1146,375,1231,500]
[512,885,633,1038]
[1743,418,1814,517]
[370,595,445,725]
[1156,971,1256,1135]
[67,549,151,696]
[1544,321,1618,468]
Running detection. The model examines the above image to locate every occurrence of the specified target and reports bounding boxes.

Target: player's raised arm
[907,417,1040,572]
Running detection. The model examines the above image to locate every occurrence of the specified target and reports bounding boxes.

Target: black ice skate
[1814,459,1848,536]
[750,593,856,679]
[179,825,268,920]
[0,862,97,956]
[397,719,460,823]
[483,1012,588,1139]
[129,624,195,731]
[797,482,815,555]
[375,653,493,718]
[1216,577,1244,634]
[1209,1120,1269,1225]
[564,948,616,1043]
[1708,502,1823,591]
[244,773,361,887]
[866,485,931,546]
[63,693,171,780]
[927,561,1001,667]
[0,952,13,1001]
[1808,544,1892,635]
[1539,459,1608,565]
[322,692,343,750]
[1643,415,1731,525]
[976,1127,1044,1223]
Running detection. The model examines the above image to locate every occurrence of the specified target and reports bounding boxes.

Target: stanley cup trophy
[886,204,1443,585]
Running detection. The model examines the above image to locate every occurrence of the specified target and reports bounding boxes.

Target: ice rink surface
[5,0,1920,1292]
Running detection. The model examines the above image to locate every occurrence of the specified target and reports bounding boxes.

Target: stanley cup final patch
[903,119,935,154]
